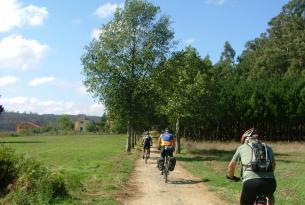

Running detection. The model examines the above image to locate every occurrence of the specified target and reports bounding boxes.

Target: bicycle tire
[144,150,148,164]
[164,156,169,183]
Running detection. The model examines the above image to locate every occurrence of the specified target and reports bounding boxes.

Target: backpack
[143,136,151,145]
[245,141,273,172]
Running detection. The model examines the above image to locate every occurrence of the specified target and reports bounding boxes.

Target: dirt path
[124,147,227,205]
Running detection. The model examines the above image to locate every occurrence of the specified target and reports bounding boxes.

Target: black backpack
[143,136,151,145]
[245,141,273,172]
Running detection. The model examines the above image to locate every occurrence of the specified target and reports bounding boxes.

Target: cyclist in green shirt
[227,128,277,205]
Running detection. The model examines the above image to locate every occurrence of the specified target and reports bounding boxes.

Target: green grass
[178,141,305,205]
[0,134,137,205]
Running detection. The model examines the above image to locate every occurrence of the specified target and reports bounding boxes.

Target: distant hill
[0,112,101,132]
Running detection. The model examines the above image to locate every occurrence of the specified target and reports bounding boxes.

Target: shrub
[0,146,70,204]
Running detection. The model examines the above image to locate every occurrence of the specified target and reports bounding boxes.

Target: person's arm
[227,161,236,178]
[158,135,162,148]
[227,147,240,178]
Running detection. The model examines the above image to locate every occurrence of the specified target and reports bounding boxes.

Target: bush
[0,146,70,204]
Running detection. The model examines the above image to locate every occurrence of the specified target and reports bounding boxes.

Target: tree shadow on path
[169,178,210,185]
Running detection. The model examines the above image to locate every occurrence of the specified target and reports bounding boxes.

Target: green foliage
[0,146,70,204]
[81,0,175,150]
[57,116,73,131]
[85,121,97,132]
[0,134,137,204]
[179,142,305,205]
[151,0,305,141]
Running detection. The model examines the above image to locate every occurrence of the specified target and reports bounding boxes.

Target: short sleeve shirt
[231,139,275,182]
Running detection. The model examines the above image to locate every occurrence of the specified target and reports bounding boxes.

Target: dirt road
[125,147,227,205]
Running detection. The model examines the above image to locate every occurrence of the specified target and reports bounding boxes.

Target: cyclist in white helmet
[227,128,277,205]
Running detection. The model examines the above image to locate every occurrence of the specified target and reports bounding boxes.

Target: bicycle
[144,148,149,164]
[226,176,273,205]
[163,154,169,183]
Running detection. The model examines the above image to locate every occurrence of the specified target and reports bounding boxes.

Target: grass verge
[0,134,138,205]
[177,140,305,205]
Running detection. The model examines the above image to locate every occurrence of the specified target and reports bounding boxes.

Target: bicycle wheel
[164,156,169,183]
[144,150,148,164]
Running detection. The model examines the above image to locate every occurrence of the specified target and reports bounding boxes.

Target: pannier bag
[168,157,176,171]
[157,157,164,171]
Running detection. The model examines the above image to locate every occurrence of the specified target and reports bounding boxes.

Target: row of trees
[0,95,3,116]
[82,0,305,152]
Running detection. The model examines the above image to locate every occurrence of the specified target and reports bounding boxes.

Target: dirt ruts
[124,146,227,205]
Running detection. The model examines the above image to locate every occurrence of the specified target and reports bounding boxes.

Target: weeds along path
[124,146,227,205]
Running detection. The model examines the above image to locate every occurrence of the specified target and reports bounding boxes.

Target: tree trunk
[126,120,132,152]
[131,128,135,148]
[175,118,181,154]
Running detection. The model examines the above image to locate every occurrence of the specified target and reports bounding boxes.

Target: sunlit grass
[0,134,137,204]
[178,140,305,205]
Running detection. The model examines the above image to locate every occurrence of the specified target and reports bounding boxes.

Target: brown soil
[124,147,227,205]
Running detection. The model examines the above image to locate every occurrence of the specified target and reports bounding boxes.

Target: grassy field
[178,140,305,205]
[0,134,138,205]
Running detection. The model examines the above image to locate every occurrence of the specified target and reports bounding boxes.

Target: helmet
[241,128,258,143]
[165,128,169,132]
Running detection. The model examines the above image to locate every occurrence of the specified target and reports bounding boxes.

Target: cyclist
[226,128,277,205]
[158,128,176,174]
[142,131,153,159]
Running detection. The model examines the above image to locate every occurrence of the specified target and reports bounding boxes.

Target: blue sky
[0,0,289,116]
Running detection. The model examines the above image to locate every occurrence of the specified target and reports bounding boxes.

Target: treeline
[156,0,305,141]
[0,112,100,132]
[82,0,305,153]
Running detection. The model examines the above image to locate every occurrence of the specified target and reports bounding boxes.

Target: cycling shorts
[240,178,276,205]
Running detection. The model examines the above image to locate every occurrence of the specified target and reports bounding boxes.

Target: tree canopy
[82,0,305,144]
[81,0,174,151]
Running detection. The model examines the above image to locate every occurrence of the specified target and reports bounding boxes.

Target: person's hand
[226,175,240,181]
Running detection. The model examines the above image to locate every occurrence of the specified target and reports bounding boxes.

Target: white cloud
[0,35,50,70]
[0,96,105,115]
[88,103,105,115]
[28,76,55,86]
[205,0,227,5]
[91,28,102,40]
[0,76,18,87]
[0,0,48,33]
[184,38,195,46]
[76,85,89,95]
[94,3,122,18]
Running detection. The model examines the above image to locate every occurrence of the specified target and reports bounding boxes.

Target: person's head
[165,128,169,133]
[241,128,258,143]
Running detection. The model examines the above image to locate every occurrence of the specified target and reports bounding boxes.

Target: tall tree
[81,0,174,152]
[0,95,3,116]
[0,105,3,116]
[57,116,73,131]
[220,41,236,64]
[156,47,216,152]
